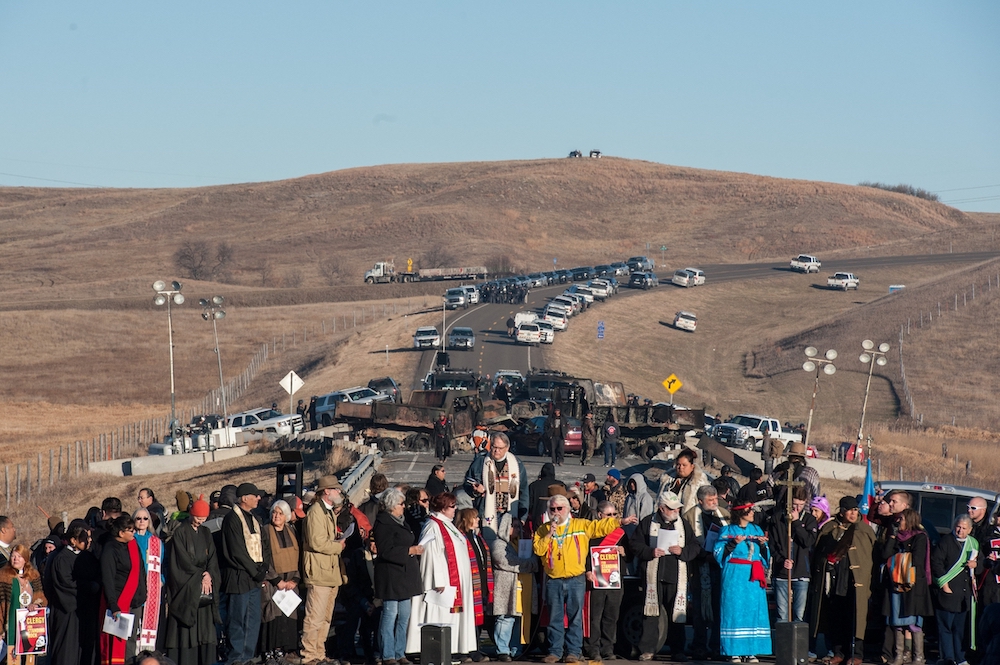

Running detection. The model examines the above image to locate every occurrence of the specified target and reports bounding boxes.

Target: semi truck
[364,260,488,284]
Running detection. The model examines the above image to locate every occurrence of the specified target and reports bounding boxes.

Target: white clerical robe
[405,512,477,655]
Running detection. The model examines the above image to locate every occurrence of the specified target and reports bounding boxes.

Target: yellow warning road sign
[662,374,682,395]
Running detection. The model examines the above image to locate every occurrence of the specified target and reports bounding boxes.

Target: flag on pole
[859,458,875,520]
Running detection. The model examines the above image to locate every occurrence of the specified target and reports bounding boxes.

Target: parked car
[527,273,549,287]
[628,272,659,289]
[593,265,613,278]
[447,326,476,350]
[712,414,802,451]
[554,269,574,284]
[587,280,612,299]
[550,295,581,315]
[537,320,555,344]
[510,415,583,456]
[462,285,480,304]
[516,322,543,345]
[228,407,302,438]
[542,308,569,330]
[671,269,700,287]
[444,287,468,309]
[313,387,393,427]
[626,256,655,272]
[610,262,630,276]
[570,266,593,281]
[413,326,441,348]
[673,311,698,332]
[368,376,402,403]
[564,285,595,303]
[682,268,706,285]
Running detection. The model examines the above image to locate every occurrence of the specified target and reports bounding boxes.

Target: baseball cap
[581,473,597,483]
[237,482,262,498]
[659,491,682,510]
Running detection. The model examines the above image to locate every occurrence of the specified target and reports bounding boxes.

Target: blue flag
[860,458,875,517]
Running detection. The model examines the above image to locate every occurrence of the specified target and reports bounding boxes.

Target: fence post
[26,459,31,502]
[49,449,54,486]
[37,453,42,491]
[4,466,8,510]
[16,465,20,505]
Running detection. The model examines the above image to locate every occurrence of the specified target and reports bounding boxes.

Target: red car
[511,416,583,457]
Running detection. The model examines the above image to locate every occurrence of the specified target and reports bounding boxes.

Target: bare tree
[174,241,212,280]
[485,252,517,276]
[259,261,275,287]
[285,268,303,288]
[421,245,457,269]
[318,258,344,286]
[174,240,236,281]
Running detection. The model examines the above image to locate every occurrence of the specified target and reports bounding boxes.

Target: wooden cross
[774,466,804,620]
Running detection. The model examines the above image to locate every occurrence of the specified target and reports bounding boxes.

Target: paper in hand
[340,522,356,540]
[271,589,303,617]
[425,585,457,608]
[656,528,679,551]
[102,610,134,639]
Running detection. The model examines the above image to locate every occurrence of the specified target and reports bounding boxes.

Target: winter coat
[768,510,819,580]
[302,500,347,588]
[880,530,934,619]
[629,512,702,583]
[930,533,975,613]
[490,513,538,616]
[372,511,422,601]
[808,517,876,641]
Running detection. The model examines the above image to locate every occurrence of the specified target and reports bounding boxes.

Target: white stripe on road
[407,454,418,472]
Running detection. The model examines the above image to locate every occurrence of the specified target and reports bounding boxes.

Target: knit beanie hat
[190,494,210,518]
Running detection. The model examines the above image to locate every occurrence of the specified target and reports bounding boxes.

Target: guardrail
[340,450,382,505]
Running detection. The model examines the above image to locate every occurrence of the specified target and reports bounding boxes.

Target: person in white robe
[406,492,478,656]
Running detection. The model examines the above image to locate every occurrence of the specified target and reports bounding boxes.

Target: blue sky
[2,2,998,211]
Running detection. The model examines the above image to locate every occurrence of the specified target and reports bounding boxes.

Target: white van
[672,269,696,287]
[462,285,480,304]
[514,311,538,327]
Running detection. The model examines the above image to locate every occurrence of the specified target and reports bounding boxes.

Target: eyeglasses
[603,512,618,518]
[135,517,149,521]
[550,506,566,512]
[419,499,429,504]
[445,504,457,510]
[968,505,984,511]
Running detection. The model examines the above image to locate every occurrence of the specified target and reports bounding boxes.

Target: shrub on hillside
[174,240,235,281]
[858,181,940,202]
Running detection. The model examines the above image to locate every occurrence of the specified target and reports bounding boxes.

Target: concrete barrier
[89,446,250,477]
[730,448,867,482]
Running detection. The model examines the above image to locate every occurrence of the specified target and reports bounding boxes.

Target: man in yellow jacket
[534,494,637,663]
[301,476,352,665]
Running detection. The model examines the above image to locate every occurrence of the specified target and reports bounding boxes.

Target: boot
[902,634,912,664]
[911,632,925,665]
[890,629,905,665]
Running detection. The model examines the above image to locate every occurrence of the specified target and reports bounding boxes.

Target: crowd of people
[2,435,999,665]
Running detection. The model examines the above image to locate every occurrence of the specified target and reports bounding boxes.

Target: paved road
[411,250,1000,391]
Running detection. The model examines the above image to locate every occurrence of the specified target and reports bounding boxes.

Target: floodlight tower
[153,280,184,440]
[857,339,890,462]
[199,296,228,423]
[802,346,838,447]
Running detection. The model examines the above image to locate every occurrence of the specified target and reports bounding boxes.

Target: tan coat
[809,517,876,640]
[302,500,346,588]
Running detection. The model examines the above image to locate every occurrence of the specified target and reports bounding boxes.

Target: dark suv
[570,266,593,281]
[368,376,402,403]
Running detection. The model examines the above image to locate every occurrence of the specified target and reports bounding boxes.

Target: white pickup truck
[711,414,802,451]
[827,272,860,290]
[790,254,822,273]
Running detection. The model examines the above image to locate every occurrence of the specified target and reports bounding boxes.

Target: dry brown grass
[8,440,359,546]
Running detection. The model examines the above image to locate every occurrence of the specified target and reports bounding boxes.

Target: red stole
[466,536,484,625]
[138,535,162,650]
[100,539,142,665]
[429,516,463,612]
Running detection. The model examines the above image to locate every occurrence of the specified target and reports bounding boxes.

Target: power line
[942,195,1000,204]
[936,183,1000,193]
[0,156,215,180]
[0,171,104,187]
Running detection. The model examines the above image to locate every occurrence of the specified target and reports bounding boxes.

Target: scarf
[5,576,31,647]
[482,453,520,530]
[896,529,932,583]
[937,535,980,649]
[135,532,162,650]
[100,539,141,665]
[429,515,464,612]
[267,525,300,575]
[233,507,263,563]
[644,517,687,621]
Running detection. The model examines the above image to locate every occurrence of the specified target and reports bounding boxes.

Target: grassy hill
[0,158,981,306]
